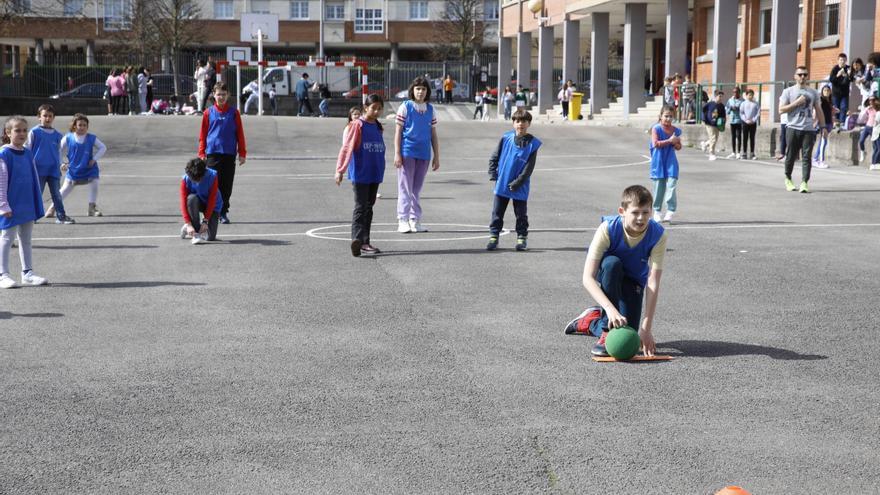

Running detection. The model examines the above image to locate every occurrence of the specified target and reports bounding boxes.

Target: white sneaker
[870,164,880,171]
[735,153,741,159]
[652,211,662,223]
[726,153,736,159]
[409,219,428,232]
[21,271,47,286]
[191,234,205,245]
[0,273,16,289]
[180,224,190,239]
[397,219,412,233]
[709,154,717,161]
[700,141,707,152]
[751,154,758,160]
[814,161,828,169]
[663,211,675,222]
[859,150,865,163]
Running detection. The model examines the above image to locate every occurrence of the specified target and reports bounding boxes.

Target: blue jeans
[589,256,644,337]
[319,98,329,117]
[859,126,872,152]
[39,175,65,219]
[832,94,848,123]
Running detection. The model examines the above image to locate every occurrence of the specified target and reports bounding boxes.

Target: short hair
[620,185,653,209]
[212,82,228,92]
[869,52,880,66]
[511,109,532,122]
[69,113,89,132]
[745,89,755,96]
[838,53,848,59]
[714,90,724,96]
[185,157,208,181]
[37,104,55,116]
[796,65,808,72]
[302,73,309,78]
[408,77,432,101]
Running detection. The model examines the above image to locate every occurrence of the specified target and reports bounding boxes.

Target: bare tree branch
[431,0,485,61]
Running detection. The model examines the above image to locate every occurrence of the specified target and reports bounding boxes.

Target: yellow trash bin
[569,92,583,121]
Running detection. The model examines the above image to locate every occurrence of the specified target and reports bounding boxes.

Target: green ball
[605,326,641,360]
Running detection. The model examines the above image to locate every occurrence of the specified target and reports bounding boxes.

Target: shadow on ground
[0,312,64,319]
[35,245,159,250]
[662,340,828,360]
[53,281,205,289]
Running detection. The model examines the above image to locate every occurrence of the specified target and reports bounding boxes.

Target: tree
[432,0,485,61]
[105,0,162,67]
[153,0,203,99]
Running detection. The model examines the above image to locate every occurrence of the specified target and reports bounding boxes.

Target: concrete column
[497,36,513,117]
[623,3,646,115]
[34,39,44,65]
[537,25,553,114]
[665,0,687,77]
[711,0,738,86]
[590,13,609,114]
[11,45,20,76]
[768,0,799,123]
[389,43,399,69]
[562,18,580,85]
[161,47,171,72]
[516,31,531,95]
[844,0,876,110]
[86,40,96,67]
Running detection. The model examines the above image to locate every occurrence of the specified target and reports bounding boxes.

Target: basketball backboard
[226,46,252,63]
[240,14,279,42]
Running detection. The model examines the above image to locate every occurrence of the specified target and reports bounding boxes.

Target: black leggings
[352,182,379,244]
[730,123,743,153]
[207,154,236,215]
[742,123,757,154]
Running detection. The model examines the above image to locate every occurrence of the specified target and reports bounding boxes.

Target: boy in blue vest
[564,185,668,357]
[26,104,75,224]
[198,82,246,224]
[486,109,541,251]
[179,158,222,244]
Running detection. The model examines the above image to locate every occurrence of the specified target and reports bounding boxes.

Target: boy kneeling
[180,158,222,245]
[565,185,668,357]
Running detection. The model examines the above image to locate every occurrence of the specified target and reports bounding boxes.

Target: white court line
[31,222,880,243]
[101,153,646,166]
[100,157,651,180]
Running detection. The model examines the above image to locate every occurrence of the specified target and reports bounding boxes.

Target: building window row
[705,1,823,55]
[355,8,383,32]
[210,0,500,22]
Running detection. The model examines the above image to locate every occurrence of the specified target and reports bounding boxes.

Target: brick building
[497,0,880,121]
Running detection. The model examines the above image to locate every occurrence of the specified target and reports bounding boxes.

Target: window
[815,0,840,39]
[104,0,132,31]
[63,0,84,16]
[483,0,498,20]
[290,1,309,19]
[409,1,428,20]
[705,7,714,53]
[326,2,344,20]
[736,15,742,53]
[758,0,772,46]
[11,0,30,13]
[798,3,804,42]
[250,0,270,14]
[214,0,233,19]
[355,8,383,33]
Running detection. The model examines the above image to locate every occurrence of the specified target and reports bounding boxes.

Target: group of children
[0,106,106,288]
[699,88,761,161]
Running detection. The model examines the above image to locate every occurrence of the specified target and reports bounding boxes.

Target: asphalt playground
[2,112,879,494]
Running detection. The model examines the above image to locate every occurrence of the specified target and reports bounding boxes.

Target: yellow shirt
[586,221,668,271]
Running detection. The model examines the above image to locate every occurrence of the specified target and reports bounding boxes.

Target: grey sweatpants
[0,221,34,275]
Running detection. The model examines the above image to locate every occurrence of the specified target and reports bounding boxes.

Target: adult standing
[137,67,148,115]
[105,68,119,115]
[194,60,208,114]
[443,75,454,104]
[110,68,126,115]
[202,57,217,112]
[144,68,154,112]
[779,66,825,193]
[829,53,852,128]
[295,73,316,116]
[125,66,138,115]
[502,86,514,120]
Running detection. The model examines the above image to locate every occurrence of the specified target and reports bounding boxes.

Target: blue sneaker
[220,214,230,224]
[486,236,499,251]
[515,236,528,251]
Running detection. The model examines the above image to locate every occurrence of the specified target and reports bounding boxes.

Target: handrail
[683,79,830,125]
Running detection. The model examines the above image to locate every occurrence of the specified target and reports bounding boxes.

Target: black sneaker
[515,236,528,251]
[591,332,610,357]
[220,214,230,224]
[350,239,362,257]
[55,216,76,224]
[360,243,381,255]
[486,236,498,251]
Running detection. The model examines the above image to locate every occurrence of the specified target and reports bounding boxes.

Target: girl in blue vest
[394,77,440,234]
[486,109,541,251]
[0,116,48,289]
[57,114,107,217]
[27,104,75,224]
[336,94,387,257]
[563,185,668,358]
[649,105,682,223]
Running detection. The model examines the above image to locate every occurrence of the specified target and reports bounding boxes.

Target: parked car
[50,83,106,99]
[149,73,196,99]
[344,82,394,99]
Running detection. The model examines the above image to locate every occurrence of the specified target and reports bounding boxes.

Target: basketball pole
[257,28,264,116]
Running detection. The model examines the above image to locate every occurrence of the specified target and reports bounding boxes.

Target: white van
[260,66,353,96]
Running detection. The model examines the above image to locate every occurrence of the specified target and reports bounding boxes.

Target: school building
[0,0,499,68]
[498,0,880,122]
